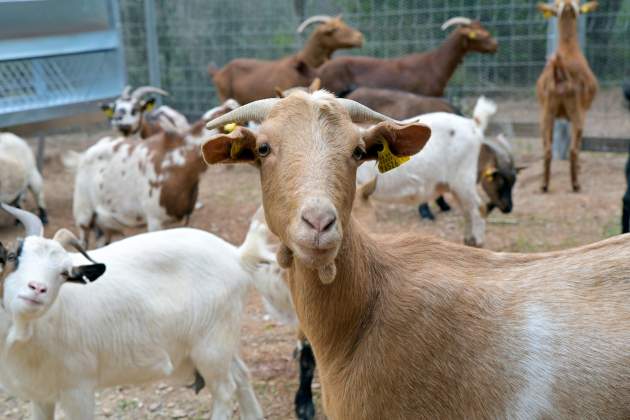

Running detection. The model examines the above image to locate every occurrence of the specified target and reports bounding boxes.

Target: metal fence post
[144,0,162,105]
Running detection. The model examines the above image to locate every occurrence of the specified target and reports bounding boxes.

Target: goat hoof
[38,208,49,225]
[296,401,315,420]
[436,196,451,212]
[541,185,549,193]
[418,204,435,221]
[572,184,581,193]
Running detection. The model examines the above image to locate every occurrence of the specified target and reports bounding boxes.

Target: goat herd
[0,1,629,419]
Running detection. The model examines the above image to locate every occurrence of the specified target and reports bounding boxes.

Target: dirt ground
[0,124,628,418]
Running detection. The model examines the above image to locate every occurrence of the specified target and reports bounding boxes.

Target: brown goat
[202,91,630,419]
[536,1,599,192]
[344,87,458,119]
[209,15,363,104]
[318,17,497,97]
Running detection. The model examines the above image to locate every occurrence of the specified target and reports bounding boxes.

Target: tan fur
[210,18,363,104]
[202,91,629,419]
[536,1,599,192]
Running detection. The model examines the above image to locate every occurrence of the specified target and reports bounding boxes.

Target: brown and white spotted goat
[71,101,239,248]
[202,91,630,419]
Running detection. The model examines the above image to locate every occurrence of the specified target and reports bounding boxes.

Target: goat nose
[28,282,47,294]
[301,207,337,234]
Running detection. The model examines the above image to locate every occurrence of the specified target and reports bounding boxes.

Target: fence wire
[119,0,630,120]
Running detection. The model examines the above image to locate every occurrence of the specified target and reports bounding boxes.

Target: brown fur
[202,91,630,419]
[345,87,458,119]
[318,21,497,97]
[536,1,599,192]
[210,17,363,104]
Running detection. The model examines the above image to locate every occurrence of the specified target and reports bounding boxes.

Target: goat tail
[238,219,277,274]
[472,95,497,134]
[207,62,219,78]
[61,150,82,172]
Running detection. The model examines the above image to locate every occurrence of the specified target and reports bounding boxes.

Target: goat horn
[337,98,398,123]
[205,98,280,130]
[131,86,169,100]
[53,228,100,264]
[121,85,133,99]
[441,16,473,31]
[297,15,332,33]
[0,204,43,237]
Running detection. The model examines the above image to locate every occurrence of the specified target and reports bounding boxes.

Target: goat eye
[258,143,271,157]
[352,147,365,161]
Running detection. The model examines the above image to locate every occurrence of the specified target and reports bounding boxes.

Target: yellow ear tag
[483,167,495,181]
[580,4,591,13]
[230,141,242,159]
[543,10,553,19]
[224,122,237,133]
[145,102,155,112]
[377,141,410,174]
[468,31,477,39]
[103,108,114,118]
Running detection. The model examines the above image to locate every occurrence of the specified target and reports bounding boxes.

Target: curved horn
[121,85,132,99]
[205,98,280,130]
[131,86,169,100]
[297,15,332,33]
[441,16,473,31]
[53,228,100,264]
[0,204,43,237]
[337,98,398,123]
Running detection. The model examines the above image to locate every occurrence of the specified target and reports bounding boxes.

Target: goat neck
[287,218,380,364]
[299,33,333,68]
[557,9,581,52]
[403,29,468,97]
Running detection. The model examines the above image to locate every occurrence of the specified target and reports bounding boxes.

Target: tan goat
[209,15,363,104]
[536,1,599,192]
[202,91,630,419]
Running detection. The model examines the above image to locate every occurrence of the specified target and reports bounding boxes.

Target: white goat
[357,96,497,246]
[0,204,266,420]
[101,85,189,138]
[0,133,47,224]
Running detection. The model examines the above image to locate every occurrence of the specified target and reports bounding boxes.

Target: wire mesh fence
[119,0,630,120]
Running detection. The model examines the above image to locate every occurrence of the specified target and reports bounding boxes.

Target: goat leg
[294,340,316,420]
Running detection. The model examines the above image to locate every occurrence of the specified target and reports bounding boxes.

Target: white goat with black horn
[0,204,268,420]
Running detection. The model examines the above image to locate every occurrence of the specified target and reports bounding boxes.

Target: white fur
[0,227,269,420]
[357,96,497,246]
[153,105,190,133]
[69,127,209,247]
[0,133,46,212]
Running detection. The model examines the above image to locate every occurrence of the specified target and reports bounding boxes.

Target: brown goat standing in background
[536,1,599,192]
[318,17,497,97]
[209,15,363,104]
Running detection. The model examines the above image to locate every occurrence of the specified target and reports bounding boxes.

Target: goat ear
[142,97,156,112]
[100,103,114,119]
[580,1,598,14]
[363,122,431,158]
[202,127,258,165]
[66,263,106,283]
[537,3,557,18]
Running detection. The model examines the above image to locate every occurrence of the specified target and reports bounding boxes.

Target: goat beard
[277,243,337,284]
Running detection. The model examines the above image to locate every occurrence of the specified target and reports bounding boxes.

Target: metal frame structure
[0,0,127,128]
